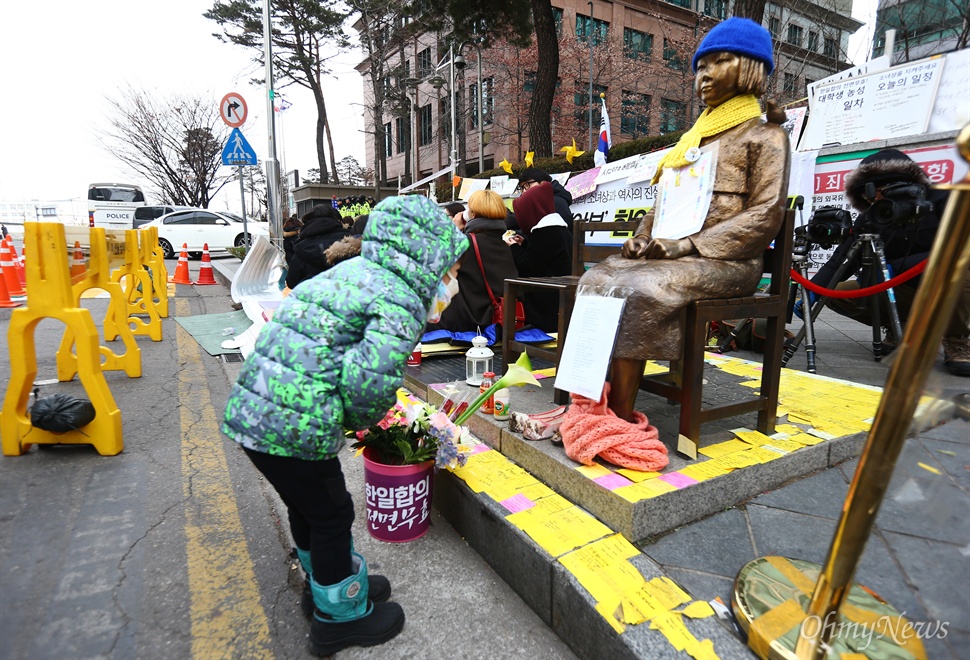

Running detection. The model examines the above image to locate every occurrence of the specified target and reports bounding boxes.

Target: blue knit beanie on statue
[691,17,775,74]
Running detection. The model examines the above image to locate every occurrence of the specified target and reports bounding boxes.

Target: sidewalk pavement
[212,256,969,658]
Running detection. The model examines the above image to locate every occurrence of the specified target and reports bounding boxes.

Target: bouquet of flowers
[351,398,470,470]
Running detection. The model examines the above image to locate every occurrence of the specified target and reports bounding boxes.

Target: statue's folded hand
[644,237,696,260]
[621,235,652,259]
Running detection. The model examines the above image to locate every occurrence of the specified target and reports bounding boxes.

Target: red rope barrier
[790,260,927,298]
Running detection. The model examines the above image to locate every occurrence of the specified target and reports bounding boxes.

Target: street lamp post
[458,41,485,176]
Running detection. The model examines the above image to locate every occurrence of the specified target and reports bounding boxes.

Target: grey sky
[0,0,364,211]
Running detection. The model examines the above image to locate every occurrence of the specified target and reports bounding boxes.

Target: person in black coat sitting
[427,190,518,333]
[285,204,350,289]
[516,167,574,232]
[509,181,573,332]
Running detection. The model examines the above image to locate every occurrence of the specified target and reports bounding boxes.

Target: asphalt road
[0,261,575,660]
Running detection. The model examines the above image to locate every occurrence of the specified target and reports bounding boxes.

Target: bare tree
[349,1,411,193]
[205,0,350,184]
[101,88,232,207]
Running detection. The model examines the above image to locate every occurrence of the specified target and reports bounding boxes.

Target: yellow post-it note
[646,576,692,610]
[617,468,661,482]
[711,450,761,470]
[762,438,802,454]
[649,610,694,651]
[684,638,720,660]
[698,439,750,459]
[680,600,716,619]
[746,446,786,463]
[614,478,678,502]
[917,462,942,475]
[774,424,803,435]
[788,432,825,446]
[576,463,614,479]
[677,462,731,483]
[735,430,773,446]
[595,600,626,634]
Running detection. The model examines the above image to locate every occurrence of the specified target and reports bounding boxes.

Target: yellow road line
[176,298,273,659]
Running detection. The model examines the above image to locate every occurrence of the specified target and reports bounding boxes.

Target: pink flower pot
[362,448,434,543]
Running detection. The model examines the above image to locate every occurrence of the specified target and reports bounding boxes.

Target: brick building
[356,1,862,190]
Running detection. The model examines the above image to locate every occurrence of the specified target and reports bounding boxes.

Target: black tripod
[783,233,905,372]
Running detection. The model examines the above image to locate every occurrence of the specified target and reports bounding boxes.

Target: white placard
[459,178,489,200]
[928,48,970,133]
[626,148,672,185]
[554,295,626,401]
[798,58,944,150]
[651,143,718,240]
[594,153,642,185]
[490,175,508,190]
[551,172,571,187]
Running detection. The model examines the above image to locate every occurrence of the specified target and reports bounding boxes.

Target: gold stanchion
[733,124,970,659]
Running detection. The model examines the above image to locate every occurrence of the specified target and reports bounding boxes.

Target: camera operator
[802,149,969,377]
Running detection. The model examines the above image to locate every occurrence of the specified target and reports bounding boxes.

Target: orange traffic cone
[0,264,22,307]
[170,243,192,284]
[194,243,219,285]
[4,237,26,288]
[0,237,25,297]
[69,240,86,279]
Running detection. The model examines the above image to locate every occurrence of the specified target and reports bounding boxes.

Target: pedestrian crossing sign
[222,128,257,166]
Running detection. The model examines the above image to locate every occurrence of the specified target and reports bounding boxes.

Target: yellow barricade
[141,226,169,318]
[0,222,123,456]
[107,229,162,341]
[56,227,142,380]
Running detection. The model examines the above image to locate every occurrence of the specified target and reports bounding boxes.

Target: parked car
[133,205,193,229]
[141,209,269,259]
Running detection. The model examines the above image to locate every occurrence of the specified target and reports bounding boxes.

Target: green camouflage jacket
[222,196,468,460]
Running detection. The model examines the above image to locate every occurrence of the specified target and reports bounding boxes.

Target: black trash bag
[29,393,97,433]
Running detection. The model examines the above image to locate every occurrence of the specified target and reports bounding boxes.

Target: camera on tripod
[865,182,934,229]
[802,206,853,248]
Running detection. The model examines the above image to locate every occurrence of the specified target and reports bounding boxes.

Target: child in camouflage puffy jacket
[223,195,468,656]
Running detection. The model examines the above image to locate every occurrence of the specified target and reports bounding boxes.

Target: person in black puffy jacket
[286,204,350,289]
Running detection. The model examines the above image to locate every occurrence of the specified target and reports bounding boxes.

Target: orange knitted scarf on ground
[559,383,669,472]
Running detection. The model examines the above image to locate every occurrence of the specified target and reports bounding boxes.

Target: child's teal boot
[296,546,391,618]
[308,552,404,656]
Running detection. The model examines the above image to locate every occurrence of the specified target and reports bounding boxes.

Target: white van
[88,182,146,229]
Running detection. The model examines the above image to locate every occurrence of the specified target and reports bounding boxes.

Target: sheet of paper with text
[554,295,626,400]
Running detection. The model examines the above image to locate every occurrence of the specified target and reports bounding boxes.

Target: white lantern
[465,334,494,386]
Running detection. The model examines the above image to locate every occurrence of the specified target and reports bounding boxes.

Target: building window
[576,14,609,46]
[575,83,608,125]
[620,91,651,138]
[524,71,536,93]
[768,17,780,37]
[395,116,406,154]
[482,77,494,125]
[783,73,796,95]
[665,0,691,7]
[823,37,838,58]
[808,31,819,52]
[663,39,685,71]
[383,122,392,157]
[419,104,432,146]
[623,28,653,60]
[786,24,803,47]
[703,0,725,19]
[552,7,563,36]
[469,82,479,129]
[660,98,686,134]
[417,47,433,78]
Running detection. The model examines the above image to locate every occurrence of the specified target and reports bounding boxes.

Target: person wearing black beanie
[809,149,969,376]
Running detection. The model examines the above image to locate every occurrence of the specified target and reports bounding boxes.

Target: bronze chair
[502,221,638,404]
[637,209,796,456]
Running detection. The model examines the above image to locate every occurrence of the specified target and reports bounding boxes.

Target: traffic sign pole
[238,166,248,252]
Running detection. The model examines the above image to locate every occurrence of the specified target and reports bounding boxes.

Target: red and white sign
[219,93,248,128]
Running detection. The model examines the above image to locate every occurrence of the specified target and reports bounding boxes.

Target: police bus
[87,182,146,229]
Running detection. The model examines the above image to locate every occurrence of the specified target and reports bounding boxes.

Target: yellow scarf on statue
[651,94,763,184]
